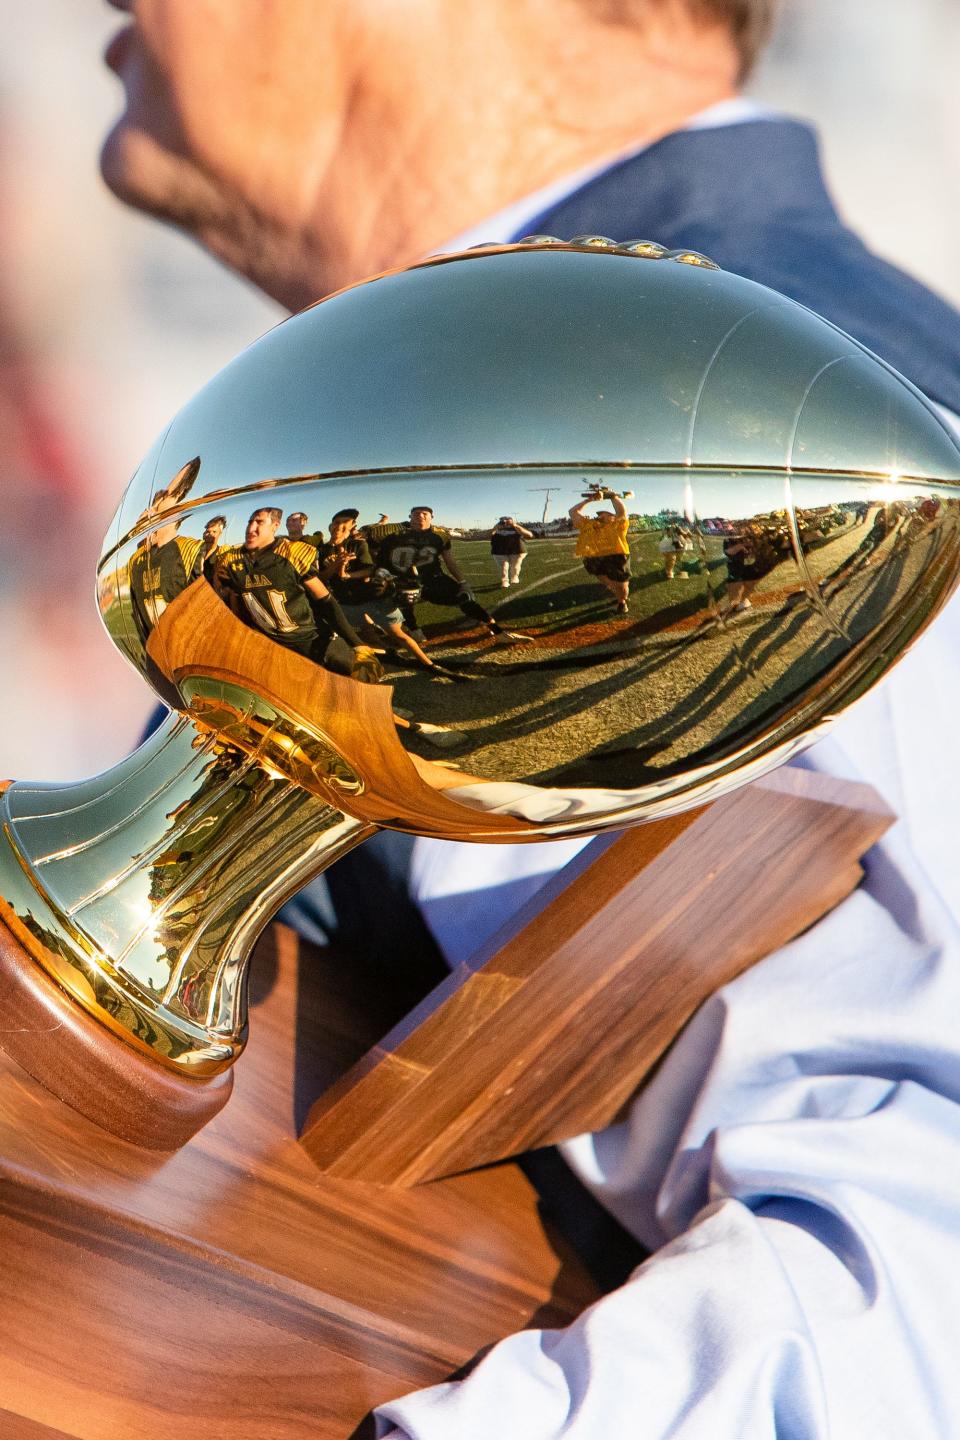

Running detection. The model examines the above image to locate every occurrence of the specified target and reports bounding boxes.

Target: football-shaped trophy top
[1,238,958,1141]
[99,240,960,839]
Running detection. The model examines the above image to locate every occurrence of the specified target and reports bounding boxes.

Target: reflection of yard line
[489,562,585,610]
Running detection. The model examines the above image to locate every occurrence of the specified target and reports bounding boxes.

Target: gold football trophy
[1,239,959,1151]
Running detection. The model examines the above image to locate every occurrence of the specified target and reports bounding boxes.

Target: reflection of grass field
[414,533,725,639]
[98,511,960,798]
[100,598,142,667]
[390,512,960,784]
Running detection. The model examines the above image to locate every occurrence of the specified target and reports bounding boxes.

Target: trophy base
[0,919,232,1150]
[0,924,597,1438]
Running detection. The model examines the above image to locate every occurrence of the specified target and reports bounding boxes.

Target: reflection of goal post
[528,485,562,523]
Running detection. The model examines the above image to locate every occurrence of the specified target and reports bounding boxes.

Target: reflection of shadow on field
[628,568,682,595]
[394,517,954,779]
[828,529,934,637]
[392,589,736,760]
[532,608,845,788]
[476,564,717,636]
[477,641,693,754]
[493,578,613,622]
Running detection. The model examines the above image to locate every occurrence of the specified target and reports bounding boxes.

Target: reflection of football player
[287,510,324,547]
[358,514,403,550]
[378,506,532,646]
[199,514,227,577]
[128,523,203,644]
[211,507,379,679]
[150,456,201,514]
[569,490,631,614]
[317,510,473,682]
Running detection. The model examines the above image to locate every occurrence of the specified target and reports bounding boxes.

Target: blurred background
[2,0,959,780]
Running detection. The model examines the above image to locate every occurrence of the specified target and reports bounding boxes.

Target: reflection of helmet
[98,241,960,839]
[368,567,398,599]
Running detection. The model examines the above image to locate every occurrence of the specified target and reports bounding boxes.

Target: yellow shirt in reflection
[575,515,630,558]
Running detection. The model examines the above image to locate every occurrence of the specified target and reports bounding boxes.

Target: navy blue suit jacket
[525,118,960,414]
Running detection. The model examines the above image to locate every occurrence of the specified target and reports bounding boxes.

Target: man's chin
[100,118,200,230]
[99,119,325,311]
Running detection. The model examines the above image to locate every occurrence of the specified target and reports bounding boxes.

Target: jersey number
[242,588,299,634]
[141,590,167,627]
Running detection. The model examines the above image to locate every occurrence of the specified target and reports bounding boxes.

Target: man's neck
[280,13,739,307]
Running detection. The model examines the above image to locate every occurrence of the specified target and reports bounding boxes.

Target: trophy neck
[0,713,372,1073]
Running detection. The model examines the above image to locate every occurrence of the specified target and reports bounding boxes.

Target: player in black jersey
[317,510,477,682]
[128,523,204,645]
[210,507,380,680]
[286,510,325,548]
[199,514,227,579]
[378,506,532,646]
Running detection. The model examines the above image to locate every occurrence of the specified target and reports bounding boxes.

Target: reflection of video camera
[580,485,635,500]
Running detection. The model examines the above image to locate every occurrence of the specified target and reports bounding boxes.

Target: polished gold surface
[3,240,959,1077]
[99,240,960,833]
[0,715,370,1070]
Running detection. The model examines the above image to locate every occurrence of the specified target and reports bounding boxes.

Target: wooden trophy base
[0,924,598,1440]
[0,769,892,1437]
[0,919,232,1150]
[302,767,893,1185]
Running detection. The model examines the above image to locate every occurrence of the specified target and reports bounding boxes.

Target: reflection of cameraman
[569,489,631,615]
[490,515,533,588]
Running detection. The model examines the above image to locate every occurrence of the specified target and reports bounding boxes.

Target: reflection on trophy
[1,238,959,1160]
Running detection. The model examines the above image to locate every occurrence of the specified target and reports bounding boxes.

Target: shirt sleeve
[288,539,321,582]
[377,836,960,1438]
[384,580,960,1440]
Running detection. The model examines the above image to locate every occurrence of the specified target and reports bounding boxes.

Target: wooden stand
[301,768,892,1185]
[0,924,597,1439]
[0,770,892,1436]
[0,918,233,1148]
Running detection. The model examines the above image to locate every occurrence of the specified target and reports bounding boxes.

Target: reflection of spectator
[211,506,377,679]
[569,490,631,614]
[657,525,693,581]
[722,525,781,612]
[379,506,532,645]
[199,514,227,578]
[490,516,533,588]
